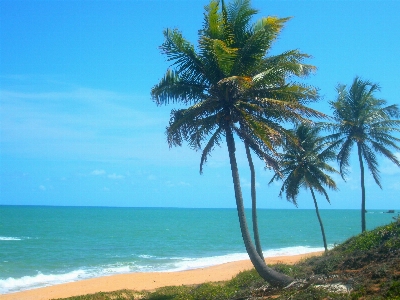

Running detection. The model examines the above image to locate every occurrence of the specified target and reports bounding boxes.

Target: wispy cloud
[108,173,125,180]
[91,169,106,175]
[165,180,191,187]
[0,77,172,162]
[90,170,125,180]
[147,175,157,181]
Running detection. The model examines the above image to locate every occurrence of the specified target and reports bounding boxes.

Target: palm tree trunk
[245,143,264,260]
[310,187,328,252]
[225,126,293,287]
[357,143,366,232]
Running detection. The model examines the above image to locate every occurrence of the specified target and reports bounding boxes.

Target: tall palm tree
[328,77,400,232]
[245,143,264,260]
[269,124,338,251]
[151,0,324,286]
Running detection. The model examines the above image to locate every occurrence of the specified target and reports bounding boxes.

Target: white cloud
[90,170,125,180]
[108,173,125,180]
[165,181,174,187]
[91,169,106,176]
[165,180,191,187]
[0,81,172,162]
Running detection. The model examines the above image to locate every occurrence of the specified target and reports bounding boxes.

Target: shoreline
[0,251,323,300]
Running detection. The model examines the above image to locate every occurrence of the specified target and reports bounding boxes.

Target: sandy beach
[0,252,322,300]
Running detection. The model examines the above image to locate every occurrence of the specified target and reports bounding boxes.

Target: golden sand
[0,252,322,300]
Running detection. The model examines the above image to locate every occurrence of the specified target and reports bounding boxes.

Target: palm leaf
[151,70,207,105]
[200,127,223,174]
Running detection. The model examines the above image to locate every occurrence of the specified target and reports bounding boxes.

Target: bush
[386,280,400,299]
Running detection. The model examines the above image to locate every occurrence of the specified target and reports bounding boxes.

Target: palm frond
[368,130,400,150]
[337,137,354,179]
[369,140,400,167]
[270,123,338,209]
[360,143,381,188]
[203,0,224,39]
[151,70,207,105]
[382,104,400,118]
[263,50,316,78]
[234,124,280,172]
[200,127,223,174]
[238,109,282,152]
[227,0,257,46]
[161,29,206,83]
[166,98,220,148]
[231,16,289,74]
[209,38,238,75]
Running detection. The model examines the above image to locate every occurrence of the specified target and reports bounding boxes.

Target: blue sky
[1,0,400,209]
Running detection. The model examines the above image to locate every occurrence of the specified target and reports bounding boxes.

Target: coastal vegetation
[56,215,400,299]
[269,124,339,252]
[151,0,324,286]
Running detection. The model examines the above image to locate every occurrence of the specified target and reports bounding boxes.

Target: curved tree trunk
[357,143,366,232]
[225,126,293,287]
[310,187,328,252]
[245,143,264,260]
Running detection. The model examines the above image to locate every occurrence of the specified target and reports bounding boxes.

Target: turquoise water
[0,206,396,294]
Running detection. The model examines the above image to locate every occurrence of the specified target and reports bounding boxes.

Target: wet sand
[0,252,322,300]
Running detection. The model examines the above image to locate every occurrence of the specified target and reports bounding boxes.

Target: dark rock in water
[386,210,395,213]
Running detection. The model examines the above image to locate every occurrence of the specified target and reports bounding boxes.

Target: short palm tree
[269,124,338,251]
[151,0,325,286]
[328,77,400,232]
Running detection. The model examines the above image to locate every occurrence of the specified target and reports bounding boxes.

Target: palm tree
[328,77,400,232]
[269,124,338,251]
[151,0,324,286]
[245,143,264,260]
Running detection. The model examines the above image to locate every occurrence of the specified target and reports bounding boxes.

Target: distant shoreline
[0,252,323,300]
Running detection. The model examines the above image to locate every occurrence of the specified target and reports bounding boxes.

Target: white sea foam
[0,236,22,241]
[154,246,325,273]
[0,265,139,294]
[263,245,327,257]
[100,265,132,274]
[0,270,87,294]
[165,253,250,272]
[138,254,155,259]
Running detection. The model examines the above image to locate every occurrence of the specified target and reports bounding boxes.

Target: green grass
[55,216,400,300]
[55,289,144,300]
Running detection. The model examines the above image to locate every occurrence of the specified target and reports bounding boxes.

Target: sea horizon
[2,204,399,210]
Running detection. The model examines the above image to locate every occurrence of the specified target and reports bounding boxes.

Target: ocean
[0,206,396,294]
